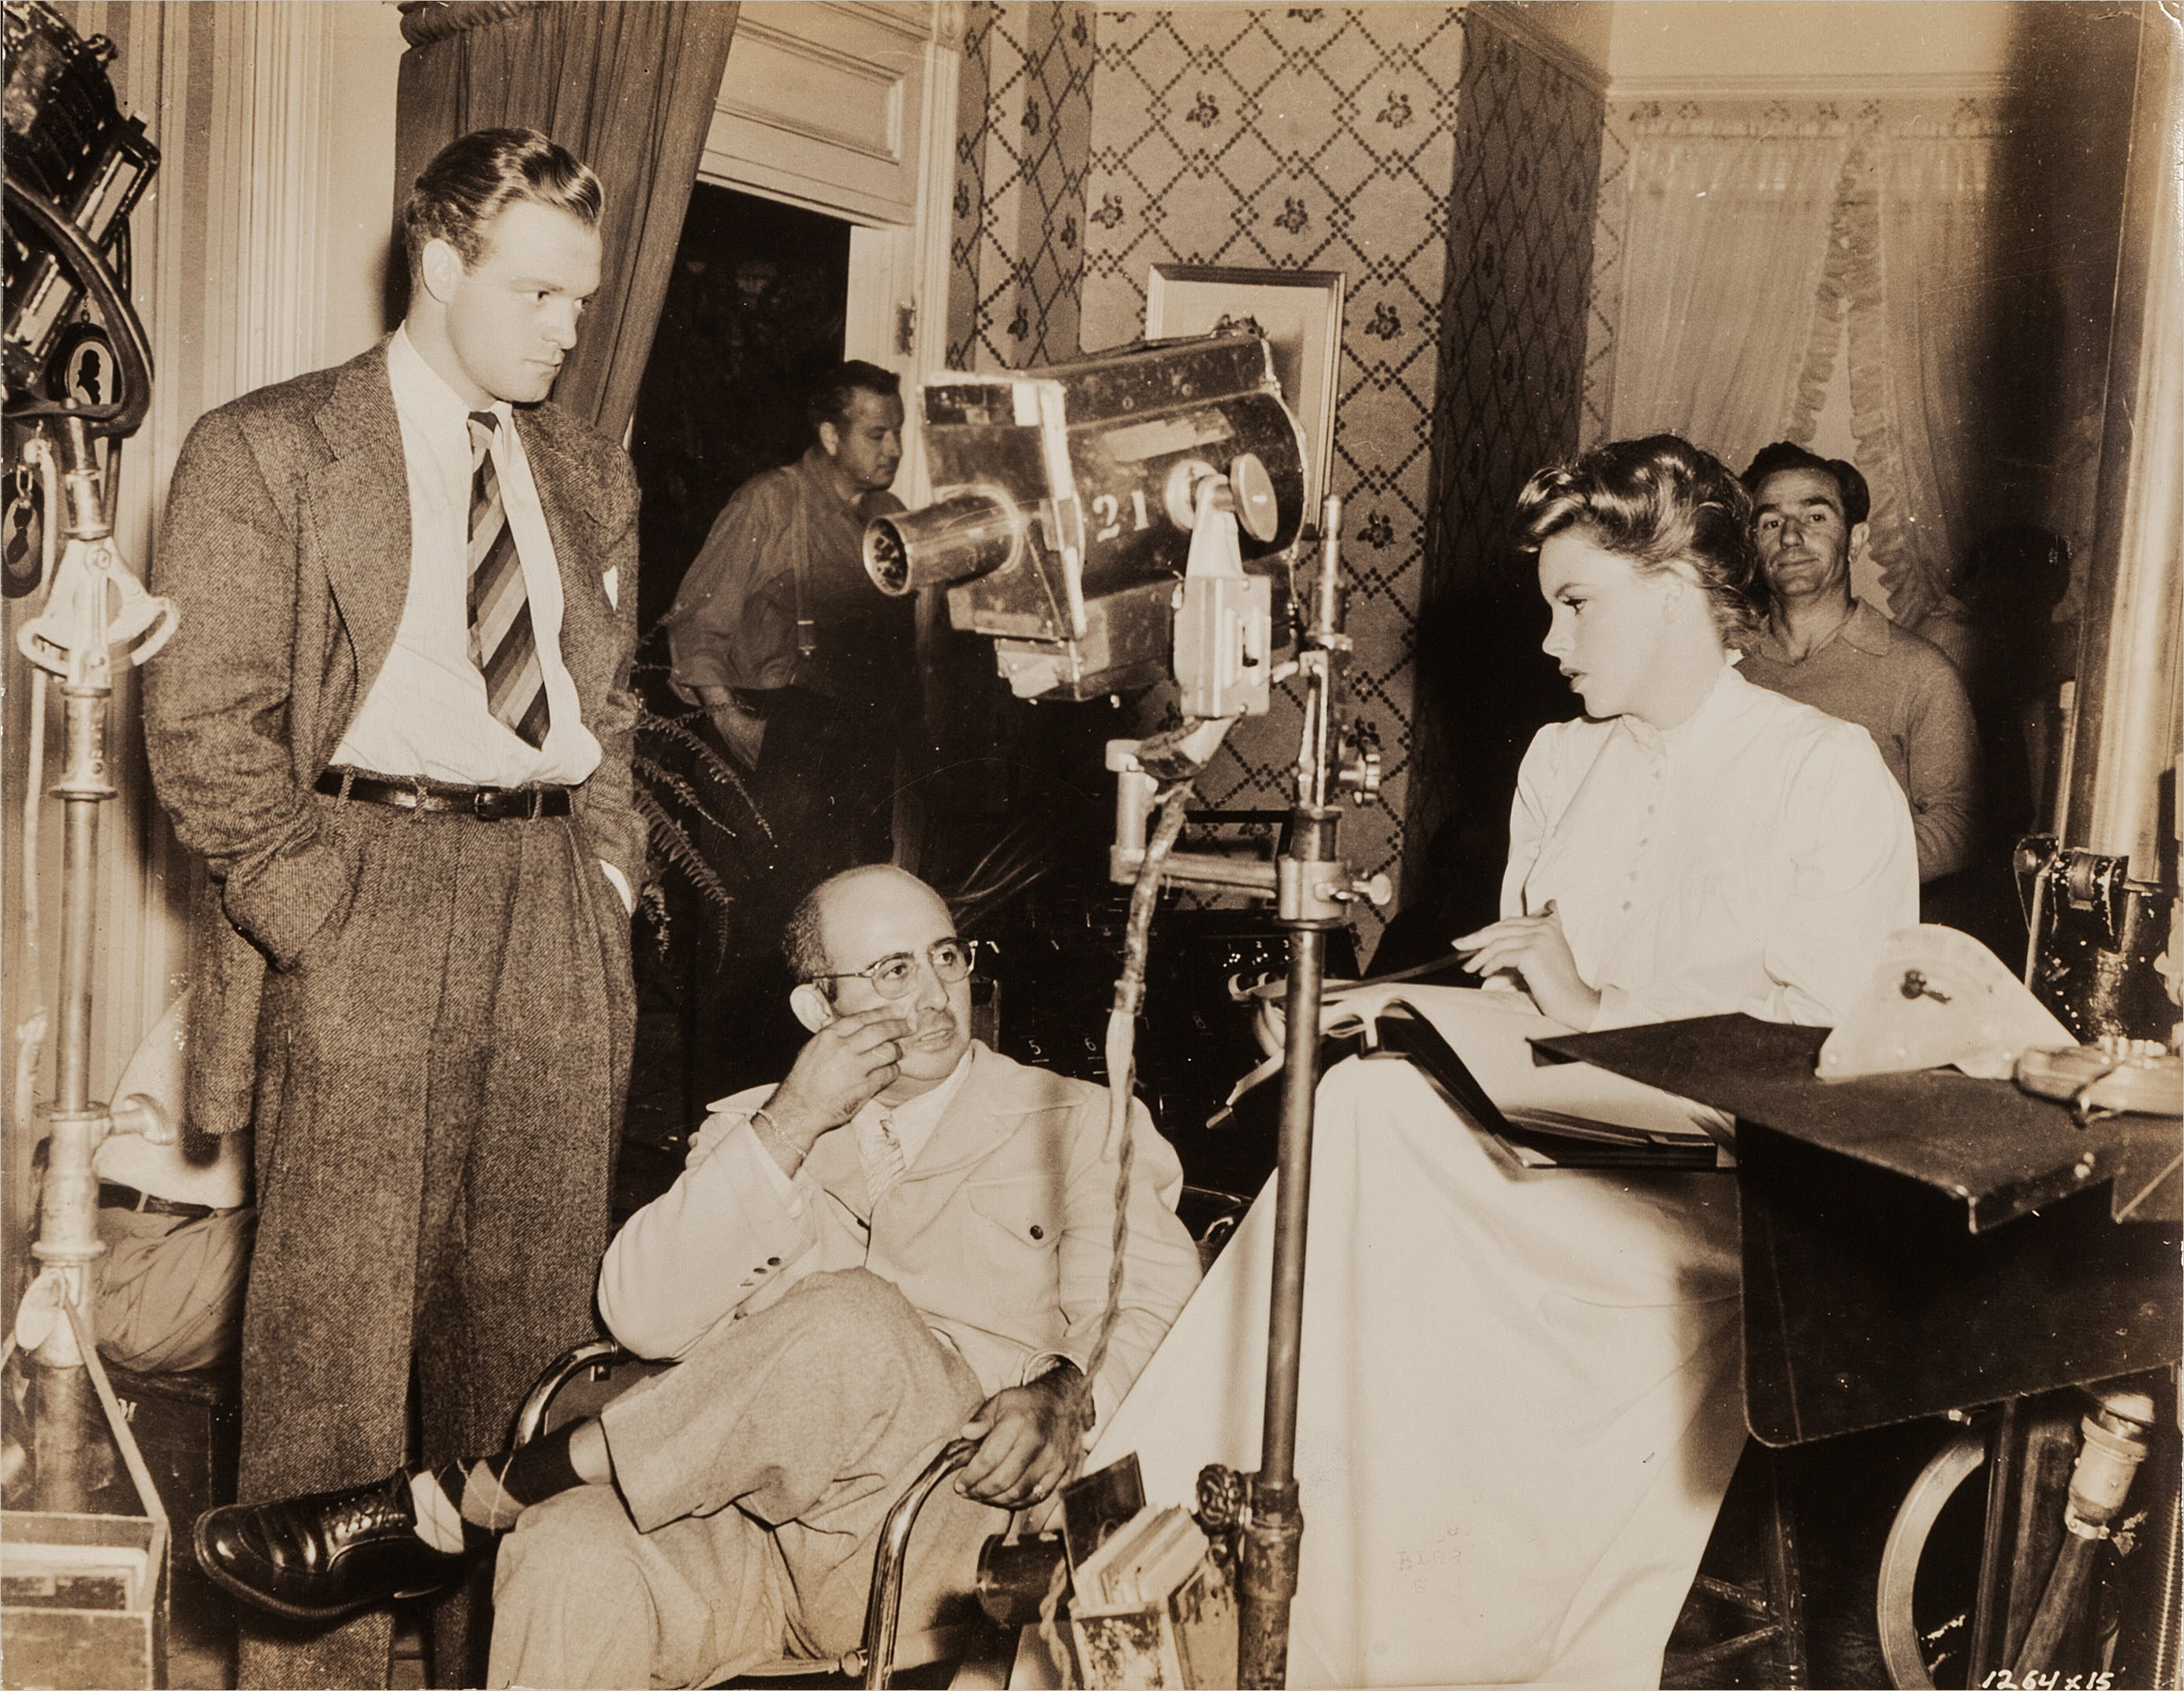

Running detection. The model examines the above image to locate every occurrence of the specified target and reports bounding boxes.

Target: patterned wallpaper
[946,4,1603,946]
[1409,12,1602,910]
[948,2,1098,371]
[1077,2,1474,935]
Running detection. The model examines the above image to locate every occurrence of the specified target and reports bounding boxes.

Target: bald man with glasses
[195,864,1202,1690]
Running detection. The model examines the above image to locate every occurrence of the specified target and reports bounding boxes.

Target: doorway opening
[629,183,853,631]
[621,184,854,1173]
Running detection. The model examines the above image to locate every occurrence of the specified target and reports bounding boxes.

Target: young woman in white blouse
[1073,436,1920,1690]
[1458,432,1917,1028]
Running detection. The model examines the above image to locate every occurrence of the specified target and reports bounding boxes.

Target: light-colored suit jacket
[599,1042,1203,1425]
[143,341,642,1137]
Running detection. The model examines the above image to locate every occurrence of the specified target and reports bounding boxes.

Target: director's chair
[511,1341,1006,1690]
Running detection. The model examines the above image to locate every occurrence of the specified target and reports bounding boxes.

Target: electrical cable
[1073,784,1193,1442]
[1033,778,1192,1687]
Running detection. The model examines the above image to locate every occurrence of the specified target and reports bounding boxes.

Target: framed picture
[1145,263,1346,517]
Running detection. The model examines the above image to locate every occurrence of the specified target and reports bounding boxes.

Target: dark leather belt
[99,1181,222,1222]
[315,767,573,820]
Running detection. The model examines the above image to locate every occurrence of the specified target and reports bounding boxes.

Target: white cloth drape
[1862,129,2008,627]
[1609,125,1851,456]
[1012,989,1749,1689]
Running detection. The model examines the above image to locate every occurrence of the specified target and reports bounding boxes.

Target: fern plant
[629,649,771,962]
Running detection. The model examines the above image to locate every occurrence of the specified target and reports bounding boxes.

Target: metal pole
[25,420,123,1370]
[1239,503,1351,1689]
[1238,924,1325,1687]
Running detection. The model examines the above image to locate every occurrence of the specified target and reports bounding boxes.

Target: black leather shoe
[193,1469,469,1620]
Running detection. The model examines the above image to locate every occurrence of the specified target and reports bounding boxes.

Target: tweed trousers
[238,792,630,1689]
[489,1270,1006,1690]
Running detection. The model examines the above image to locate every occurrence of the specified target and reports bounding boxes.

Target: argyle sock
[407,1424,588,1555]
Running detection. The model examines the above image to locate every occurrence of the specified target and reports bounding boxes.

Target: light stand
[3,137,177,1686]
[869,342,1385,1685]
[1106,498,1386,1686]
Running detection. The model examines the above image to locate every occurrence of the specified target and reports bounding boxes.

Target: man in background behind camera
[665,360,915,930]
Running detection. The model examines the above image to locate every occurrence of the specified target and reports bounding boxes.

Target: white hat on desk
[1817,925,2074,1083]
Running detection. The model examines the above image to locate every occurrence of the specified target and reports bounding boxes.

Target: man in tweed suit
[142,129,641,1689]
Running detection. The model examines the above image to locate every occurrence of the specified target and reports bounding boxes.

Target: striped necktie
[866,1114,907,1209]
[465,410,549,748]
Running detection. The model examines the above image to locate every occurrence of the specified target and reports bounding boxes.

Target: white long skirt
[1029,987,1749,1689]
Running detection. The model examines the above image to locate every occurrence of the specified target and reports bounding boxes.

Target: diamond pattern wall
[1076,4,1484,942]
[1410,13,1602,916]
[1578,99,1629,451]
[948,2,1097,371]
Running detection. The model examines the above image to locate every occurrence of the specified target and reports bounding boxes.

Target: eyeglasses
[808,937,978,1001]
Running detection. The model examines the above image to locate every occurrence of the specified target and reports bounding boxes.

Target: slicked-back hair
[1515,434,1771,644]
[808,360,902,435]
[401,127,602,278]
[1740,440,1871,527]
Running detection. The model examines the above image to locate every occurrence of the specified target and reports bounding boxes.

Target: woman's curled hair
[1514,435,1771,643]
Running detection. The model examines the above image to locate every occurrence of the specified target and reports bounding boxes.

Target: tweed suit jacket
[599,1041,1204,1426]
[143,340,643,1138]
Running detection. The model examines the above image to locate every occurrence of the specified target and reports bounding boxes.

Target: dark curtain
[393,0,741,439]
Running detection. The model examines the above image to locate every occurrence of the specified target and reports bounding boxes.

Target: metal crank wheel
[1877,1430,1989,1689]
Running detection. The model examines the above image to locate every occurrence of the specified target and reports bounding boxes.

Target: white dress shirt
[331,327,602,789]
[1502,661,1919,1028]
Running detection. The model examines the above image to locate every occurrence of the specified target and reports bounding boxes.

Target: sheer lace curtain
[1862,126,2008,626]
[1605,109,2011,626]
[1607,122,1852,458]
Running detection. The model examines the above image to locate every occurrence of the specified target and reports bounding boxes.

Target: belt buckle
[472,785,510,820]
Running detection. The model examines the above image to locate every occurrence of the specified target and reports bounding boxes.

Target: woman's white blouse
[1501,663,1919,1028]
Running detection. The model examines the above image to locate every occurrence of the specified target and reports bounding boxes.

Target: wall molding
[829,0,955,47]
[1608,70,2016,102]
[704,2,930,226]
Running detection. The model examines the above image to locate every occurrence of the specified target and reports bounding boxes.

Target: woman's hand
[1452,904,1602,1029]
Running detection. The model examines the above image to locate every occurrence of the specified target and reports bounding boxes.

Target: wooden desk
[1530,1014,2181,1445]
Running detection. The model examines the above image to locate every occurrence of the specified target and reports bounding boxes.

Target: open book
[1361,998,1730,1170]
[1223,983,1734,1170]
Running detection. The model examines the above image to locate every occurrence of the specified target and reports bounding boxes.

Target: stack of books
[1072,1505,1207,1612]
[1066,1500,1234,1689]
